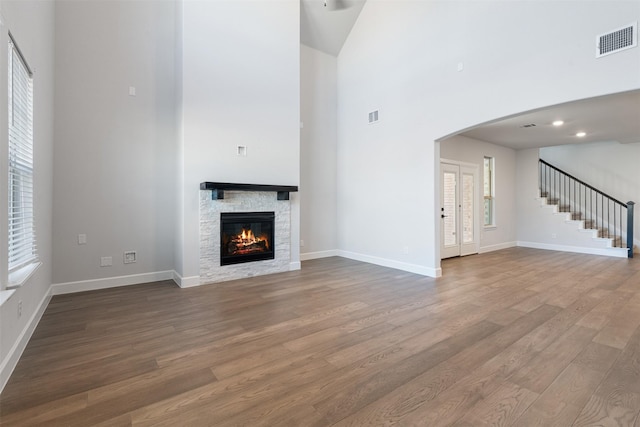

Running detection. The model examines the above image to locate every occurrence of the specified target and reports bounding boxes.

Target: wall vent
[368,110,379,124]
[596,22,637,58]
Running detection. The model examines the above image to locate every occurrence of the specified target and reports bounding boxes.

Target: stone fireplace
[199,182,298,284]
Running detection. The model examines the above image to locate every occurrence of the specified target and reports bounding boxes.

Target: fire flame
[236,228,269,250]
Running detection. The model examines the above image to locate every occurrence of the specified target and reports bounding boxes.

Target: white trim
[0,289,16,307]
[440,158,478,168]
[0,286,52,393]
[300,249,339,261]
[8,262,42,288]
[289,262,301,271]
[51,270,175,295]
[172,270,200,288]
[337,250,442,278]
[516,241,628,258]
[479,241,517,254]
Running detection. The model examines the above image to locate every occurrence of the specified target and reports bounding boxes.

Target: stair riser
[540,195,625,251]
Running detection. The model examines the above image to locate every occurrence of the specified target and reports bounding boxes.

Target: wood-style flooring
[1,247,640,426]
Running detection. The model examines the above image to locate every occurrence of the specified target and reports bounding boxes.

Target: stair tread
[539,179,629,257]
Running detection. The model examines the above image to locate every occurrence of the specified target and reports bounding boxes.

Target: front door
[440,162,478,259]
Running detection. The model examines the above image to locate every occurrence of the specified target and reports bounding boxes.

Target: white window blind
[483,156,495,227]
[8,35,37,275]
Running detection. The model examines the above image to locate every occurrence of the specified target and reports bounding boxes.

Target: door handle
[441,214,447,218]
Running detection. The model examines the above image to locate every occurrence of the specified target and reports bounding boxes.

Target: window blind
[483,157,495,227]
[8,36,37,274]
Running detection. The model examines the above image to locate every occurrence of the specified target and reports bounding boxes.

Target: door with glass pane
[440,162,479,259]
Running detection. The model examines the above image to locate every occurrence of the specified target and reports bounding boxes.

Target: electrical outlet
[551,233,557,239]
[18,300,22,318]
[78,234,87,245]
[300,240,305,247]
[101,256,112,267]
[124,251,137,264]
[403,246,409,254]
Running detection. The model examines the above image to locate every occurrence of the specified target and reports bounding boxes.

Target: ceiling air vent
[521,123,537,128]
[596,22,637,58]
[368,109,379,124]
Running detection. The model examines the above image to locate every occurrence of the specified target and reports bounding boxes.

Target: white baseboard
[51,270,175,295]
[479,241,517,254]
[337,250,441,278]
[517,241,628,258]
[0,286,52,393]
[172,271,200,288]
[300,250,339,261]
[289,261,301,271]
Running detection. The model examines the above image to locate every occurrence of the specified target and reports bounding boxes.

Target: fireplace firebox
[220,212,275,266]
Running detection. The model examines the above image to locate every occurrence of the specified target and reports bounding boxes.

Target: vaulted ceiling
[300,0,366,56]
[299,1,639,151]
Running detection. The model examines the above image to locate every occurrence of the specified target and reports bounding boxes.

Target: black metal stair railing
[539,159,634,258]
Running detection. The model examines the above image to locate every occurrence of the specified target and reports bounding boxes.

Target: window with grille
[8,35,38,286]
[483,156,495,227]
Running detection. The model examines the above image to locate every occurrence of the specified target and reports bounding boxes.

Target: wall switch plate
[237,145,247,156]
[78,234,87,245]
[124,251,137,264]
[129,86,136,96]
[300,240,305,247]
[101,256,113,267]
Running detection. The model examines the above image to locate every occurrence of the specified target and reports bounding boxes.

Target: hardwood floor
[1,247,640,426]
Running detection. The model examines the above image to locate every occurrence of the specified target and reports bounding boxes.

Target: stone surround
[199,190,291,284]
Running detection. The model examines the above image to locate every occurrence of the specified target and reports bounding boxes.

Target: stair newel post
[627,201,635,258]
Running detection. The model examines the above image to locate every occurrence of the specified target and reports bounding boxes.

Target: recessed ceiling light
[552,120,564,126]
[576,131,586,137]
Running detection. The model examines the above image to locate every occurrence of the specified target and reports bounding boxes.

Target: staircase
[539,159,634,258]
[539,192,625,249]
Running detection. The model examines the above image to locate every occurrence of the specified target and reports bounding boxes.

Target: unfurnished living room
[1,0,640,425]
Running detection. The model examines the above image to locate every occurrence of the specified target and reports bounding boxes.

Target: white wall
[337,0,640,277]
[300,44,337,259]
[177,0,300,282]
[516,148,550,244]
[541,141,640,247]
[440,135,517,252]
[0,0,55,391]
[53,1,176,286]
